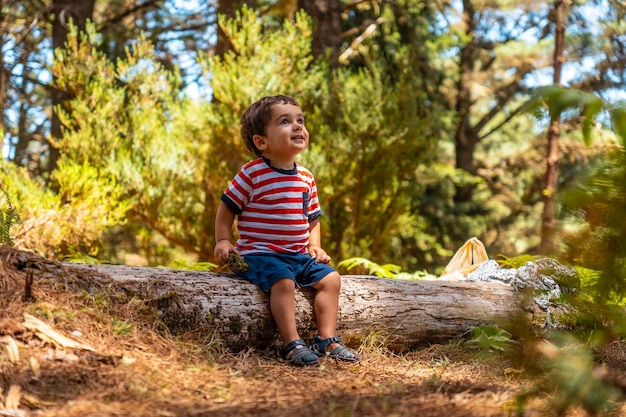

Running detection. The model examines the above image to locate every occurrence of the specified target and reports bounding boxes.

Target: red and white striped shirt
[221,158,322,256]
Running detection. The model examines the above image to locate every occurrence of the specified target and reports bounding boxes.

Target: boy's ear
[253,134,267,150]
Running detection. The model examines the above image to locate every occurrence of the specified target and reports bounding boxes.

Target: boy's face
[252,103,309,167]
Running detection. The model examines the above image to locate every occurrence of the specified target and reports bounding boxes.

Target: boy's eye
[280,119,289,124]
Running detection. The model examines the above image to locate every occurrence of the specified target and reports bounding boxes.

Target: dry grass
[0,246,624,417]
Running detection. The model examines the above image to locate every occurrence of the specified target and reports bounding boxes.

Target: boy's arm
[308,218,331,264]
[214,201,237,263]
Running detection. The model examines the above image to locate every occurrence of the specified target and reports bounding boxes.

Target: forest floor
[0,246,625,417]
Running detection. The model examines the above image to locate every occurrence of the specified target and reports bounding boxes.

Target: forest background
[1,0,625,284]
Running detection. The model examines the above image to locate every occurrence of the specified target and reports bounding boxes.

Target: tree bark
[49,0,95,176]
[0,0,5,137]
[298,0,342,68]
[453,0,480,203]
[539,0,566,255]
[65,263,521,352]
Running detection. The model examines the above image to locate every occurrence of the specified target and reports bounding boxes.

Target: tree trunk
[453,0,479,203]
[298,0,342,68]
[49,0,95,176]
[65,263,522,352]
[0,0,5,139]
[539,0,566,255]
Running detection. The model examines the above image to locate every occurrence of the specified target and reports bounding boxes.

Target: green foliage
[610,104,626,145]
[517,334,621,416]
[337,257,403,278]
[63,248,106,265]
[560,104,626,303]
[0,158,126,258]
[526,86,605,146]
[521,88,626,305]
[0,187,18,245]
[496,254,539,269]
[512,214,626,416]
[52,23,204,261]
[165,260,217,271]
[209,7,319,103]
[337,257,433,280]
[55,26,180,256]
[573,266,602,292]
[464,326,515,352]
[393,270,435,281]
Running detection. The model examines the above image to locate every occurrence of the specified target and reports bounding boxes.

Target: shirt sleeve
[307,175,322,223]
[222,168,253,215]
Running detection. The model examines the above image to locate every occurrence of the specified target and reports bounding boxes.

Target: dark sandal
[310,336,360,362]
[281,339,319,367]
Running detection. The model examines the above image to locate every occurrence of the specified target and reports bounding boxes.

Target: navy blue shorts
[237,252,336,292]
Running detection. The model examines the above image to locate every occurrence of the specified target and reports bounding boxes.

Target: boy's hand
[227,251,249,273]
[214,240,236,263]
[308,245,331,264]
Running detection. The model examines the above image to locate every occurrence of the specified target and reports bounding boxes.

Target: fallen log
[64,263,523,351]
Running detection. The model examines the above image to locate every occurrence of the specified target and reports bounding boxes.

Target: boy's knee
[270,277,296,292]
[319,271,341,291]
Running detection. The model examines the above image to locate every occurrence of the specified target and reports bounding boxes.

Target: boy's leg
[269,278,300,345]
[311,271,358,361]
[265,268,319,366]
[312,271,341,341]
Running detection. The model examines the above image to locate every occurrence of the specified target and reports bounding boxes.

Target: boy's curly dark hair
[240,95,300,157]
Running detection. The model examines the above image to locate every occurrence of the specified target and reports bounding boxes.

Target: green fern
[572,266,601,290]
[337,257,401,278]
[165,259,217,271]
[337,257,434,280]
[63,248,106,264]
[393,270,433,281]
[496,254,539,269]
[0,188,18,245]
[464,325,515,351]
